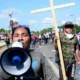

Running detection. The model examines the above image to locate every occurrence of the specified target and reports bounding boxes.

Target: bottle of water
[76,67,80,80]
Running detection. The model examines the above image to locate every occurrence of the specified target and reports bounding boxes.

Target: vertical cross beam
[31,1,75,80]
[49,0,66,80]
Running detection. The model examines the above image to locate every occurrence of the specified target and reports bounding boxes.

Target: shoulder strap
[70,35,75,40]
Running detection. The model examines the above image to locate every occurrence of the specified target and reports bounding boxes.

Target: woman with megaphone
[0,25,54,80]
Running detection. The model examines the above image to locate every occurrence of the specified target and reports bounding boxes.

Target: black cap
[64,21,74,28]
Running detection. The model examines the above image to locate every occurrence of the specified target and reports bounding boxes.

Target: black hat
[64,21,74,28]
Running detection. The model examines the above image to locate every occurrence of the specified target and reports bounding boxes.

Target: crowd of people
[31,32,54,48]
[1,21,80,80]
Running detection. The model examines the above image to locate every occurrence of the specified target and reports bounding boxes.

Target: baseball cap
[64,21,74,28]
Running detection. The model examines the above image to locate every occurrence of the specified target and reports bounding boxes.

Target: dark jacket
[0,49,54,80]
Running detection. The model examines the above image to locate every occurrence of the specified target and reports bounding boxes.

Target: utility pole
[9,0,13,34]
[9,11,13,34]
[70,15,76,34]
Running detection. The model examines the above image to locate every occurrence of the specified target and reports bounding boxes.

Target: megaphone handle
[15,77,19,80]
[15,76,23,80]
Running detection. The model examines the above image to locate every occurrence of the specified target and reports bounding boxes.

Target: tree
[72,24,80,34]
[13,21,19,25]
[0,28,5,33]
[47,28,53,32]
[31,31,36,34]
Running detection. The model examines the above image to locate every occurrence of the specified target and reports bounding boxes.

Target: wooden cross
[30,0,75,80]
[31,2,75,13]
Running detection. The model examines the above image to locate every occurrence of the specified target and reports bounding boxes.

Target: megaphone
[0,40,32,76]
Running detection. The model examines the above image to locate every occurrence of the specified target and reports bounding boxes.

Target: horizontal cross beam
[31,2,75,14]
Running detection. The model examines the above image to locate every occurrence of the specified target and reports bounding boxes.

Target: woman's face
[12,27,31,49]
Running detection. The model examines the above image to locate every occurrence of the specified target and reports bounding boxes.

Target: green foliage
[40,28,53,34]
[31,31,36,34]
[14,21,19,25]
[0,28,11,34]
[37,24,80,35]
[72,24,80,34]
[0,28,5,32]
[1,24,80,35]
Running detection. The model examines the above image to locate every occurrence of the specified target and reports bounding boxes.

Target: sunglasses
[13,24,29,29]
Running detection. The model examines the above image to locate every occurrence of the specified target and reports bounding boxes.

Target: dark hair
[12,26,31,42]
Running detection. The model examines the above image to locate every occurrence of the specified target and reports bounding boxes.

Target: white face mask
[12,40,23,48]
[65,33,74,39]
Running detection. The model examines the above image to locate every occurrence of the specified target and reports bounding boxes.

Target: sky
[0,0,80,31]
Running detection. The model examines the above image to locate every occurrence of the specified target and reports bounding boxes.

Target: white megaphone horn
[0,40,32,76]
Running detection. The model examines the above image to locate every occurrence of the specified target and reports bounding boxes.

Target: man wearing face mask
[54,21,80,80]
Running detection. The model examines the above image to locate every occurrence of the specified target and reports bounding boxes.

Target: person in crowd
[77,32,80,51]
[38,34,42,45]
[31,34,36,48]
[4,34,10,48]
[54,21,80,80]
[0,25,55,80]
[44,33,48,44]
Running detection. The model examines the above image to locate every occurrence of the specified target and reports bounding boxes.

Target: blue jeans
[6,44,10,48]
[32,40,35,48]
[55,50,59,64]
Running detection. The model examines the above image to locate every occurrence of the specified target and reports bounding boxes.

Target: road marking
[51,50,55,51]
[39,46,42,48]
[43,50,59,77]
[0,47,7,53]
[47,58,59,77]
[43,54,59,78]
